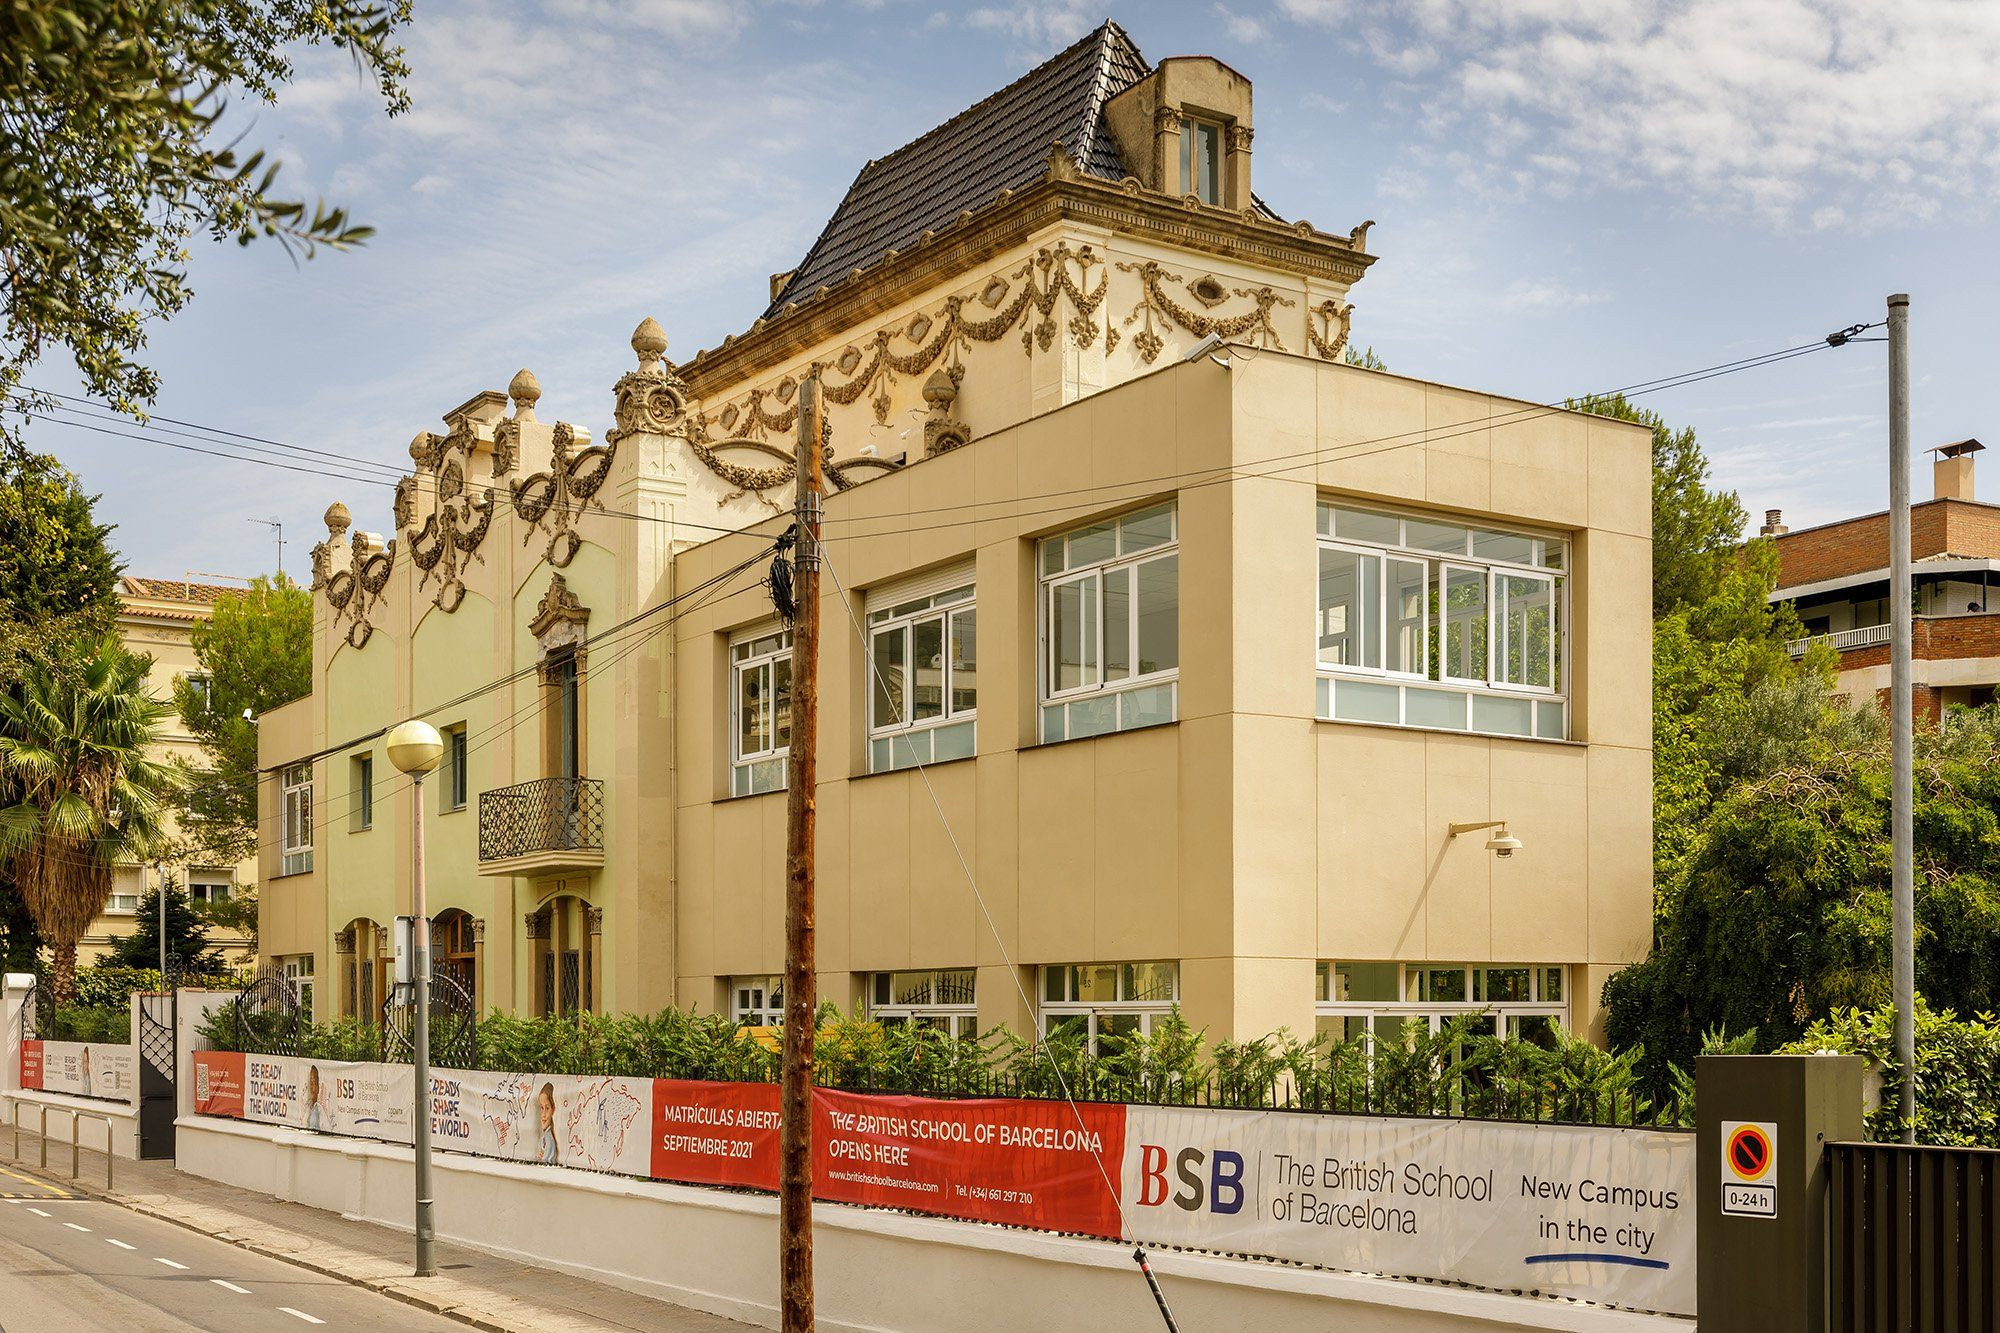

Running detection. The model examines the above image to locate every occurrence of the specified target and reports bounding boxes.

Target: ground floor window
[869,969,977,1038]
[1039,961,1179,1053]
[1315,961,1567,1049]
[280,954,315,1014]
[730,975,784,1027]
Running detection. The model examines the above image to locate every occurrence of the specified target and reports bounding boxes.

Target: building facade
[257,22,1654,1042]
[92,577,255,965]
[1770,440,2000,720]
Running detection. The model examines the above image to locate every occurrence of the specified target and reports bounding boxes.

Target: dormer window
[1179,116,1222,204]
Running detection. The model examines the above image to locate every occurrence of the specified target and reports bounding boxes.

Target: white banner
[427,1069,654,1175]
[241,1055,415,1144]
[35,1041,135,1102]
[1122,1106,1695,1316]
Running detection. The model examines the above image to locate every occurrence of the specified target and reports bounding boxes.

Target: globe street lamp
[385,718,444,1277]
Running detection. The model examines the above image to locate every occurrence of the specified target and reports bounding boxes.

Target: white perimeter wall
[177,1116,1690,1333]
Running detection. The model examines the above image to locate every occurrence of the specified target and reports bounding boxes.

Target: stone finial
[632,317,668,372]
[409,431,433,464]
[324,501,352,534]
[922,367,958,409]
[509,367,542,422]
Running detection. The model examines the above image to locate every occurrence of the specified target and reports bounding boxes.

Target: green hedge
[200,1003,1676,1127]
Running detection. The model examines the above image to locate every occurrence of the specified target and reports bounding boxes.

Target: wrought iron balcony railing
[478,776,604,865]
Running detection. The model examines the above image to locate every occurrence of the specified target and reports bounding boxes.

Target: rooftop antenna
[248,517,284,582]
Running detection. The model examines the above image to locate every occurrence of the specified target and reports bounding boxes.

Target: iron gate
[380,968,476,1068]
[134,956,183,1160]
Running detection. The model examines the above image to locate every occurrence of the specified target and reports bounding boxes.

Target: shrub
[1780,1005,2000,1146]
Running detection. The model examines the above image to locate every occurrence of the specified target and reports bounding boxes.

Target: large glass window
[1039,961,1180,1055]
[730,628,793,796]
[1039,504,1179,743]
[867,581,976,772]
[1315,961,1568,1051]
[869,969,978,1038]
[1316,502,1568,740]
[281,762,313,875]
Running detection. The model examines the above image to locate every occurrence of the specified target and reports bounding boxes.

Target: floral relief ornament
[403,419,495,613]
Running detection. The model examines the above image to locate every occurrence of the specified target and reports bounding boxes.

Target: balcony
[477,777,604,878]
[1787,623,1891,658]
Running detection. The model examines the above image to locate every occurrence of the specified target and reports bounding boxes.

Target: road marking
[106,1238,136,1250]
[277,1308,325,1324]
[211,1279,252,1294]
[27,1207,50,1217]
[0,1165,67,1196]
[154,1257,188,1270]
[63,1221,90,1232]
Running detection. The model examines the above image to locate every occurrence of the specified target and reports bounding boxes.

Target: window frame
[281,953,315,1013]
[729,627,794,796]
[1038,961,1180,1054]
[1037,504,1180,743]
[868,968,978,1038]
[1313,961,1568,1051]
[442,725,469,812]
[280,762,314,876]
[1315,501,1569,741]
[1178,115,1223,205]
[352,753,374,832]
[186,870,233,906]
[866,582,977,773]
[729,975,784,1027]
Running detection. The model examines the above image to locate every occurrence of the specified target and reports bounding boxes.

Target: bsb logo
[1136,1143,1245,1214]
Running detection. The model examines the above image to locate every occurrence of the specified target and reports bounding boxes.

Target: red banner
[192,1050,246,1117]
[18,1039,41,1090]
[650,1079,780,1190]
[812,1089,1126,1239]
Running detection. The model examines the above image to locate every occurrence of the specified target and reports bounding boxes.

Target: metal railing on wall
[1827,1140,2000,1331]
[477,776,603,862]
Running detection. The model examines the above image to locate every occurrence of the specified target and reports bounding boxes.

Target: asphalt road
[0,1163,464,1333]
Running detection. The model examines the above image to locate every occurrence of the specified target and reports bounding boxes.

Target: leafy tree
[0,451,124,684]
[173,574,310,864]
[1343,344,1388,370]
[1608,702,2000,1097]
[0,634,183,1001]
[1783,1006,2000,1147]
[0,0,412,453]
[0,876,40,974]
[99,875,225,973]
[1571,392,1750,616]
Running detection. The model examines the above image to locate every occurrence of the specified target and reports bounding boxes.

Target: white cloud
[1274,0,2000,228]
[963,2,1099,54]
[1214,4,1270,43]
[1505,277,1609,310]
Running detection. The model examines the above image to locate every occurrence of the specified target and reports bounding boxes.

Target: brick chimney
[1933,439,1984,500]
[1760,509,1788,537]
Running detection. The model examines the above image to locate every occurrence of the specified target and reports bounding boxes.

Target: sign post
[1697,1055,1861,1332]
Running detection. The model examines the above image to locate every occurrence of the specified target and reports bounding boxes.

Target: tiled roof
[763,20,1155,318]
[120,576,246,605]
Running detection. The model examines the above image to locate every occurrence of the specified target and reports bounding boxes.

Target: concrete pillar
[1225,124,1253,210]
[586,907,603,1013]
[1696,1053,1864,1333]
[175,988,238,1122]
[471,916,487,1016]
[2,973,30,1096]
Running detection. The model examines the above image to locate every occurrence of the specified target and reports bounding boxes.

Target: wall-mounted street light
[1449,820,1522,859]
[385,718,444,1278]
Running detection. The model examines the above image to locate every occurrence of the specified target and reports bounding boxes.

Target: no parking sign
[1720,1120,1777,1218]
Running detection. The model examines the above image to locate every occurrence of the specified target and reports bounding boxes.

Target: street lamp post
[386,718,445,1277]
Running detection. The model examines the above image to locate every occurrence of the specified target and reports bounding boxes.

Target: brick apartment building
[1770,439,2000,720]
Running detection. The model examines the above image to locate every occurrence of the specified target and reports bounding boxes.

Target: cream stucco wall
[671,352,1653,1043]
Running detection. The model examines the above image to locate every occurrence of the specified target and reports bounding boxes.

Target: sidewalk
[2,1124,752,1333]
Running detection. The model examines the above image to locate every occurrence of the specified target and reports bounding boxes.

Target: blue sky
[18,0,2000,578]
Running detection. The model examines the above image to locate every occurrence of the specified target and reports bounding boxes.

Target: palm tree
[0,634,183,1002]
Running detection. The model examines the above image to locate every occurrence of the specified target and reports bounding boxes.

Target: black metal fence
[478,776,603,862]
[1828,1141,2000,1331]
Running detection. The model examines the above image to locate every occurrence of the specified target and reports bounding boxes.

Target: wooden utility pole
[779,372,823,1331]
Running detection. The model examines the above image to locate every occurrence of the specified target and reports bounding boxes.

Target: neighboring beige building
[89,577,255,966]
[257,21,1653,1042]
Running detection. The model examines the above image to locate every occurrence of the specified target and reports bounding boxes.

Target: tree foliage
[0,633,183,1001]
[0,0,412,451]
[99,874,225,973]
[1783,1006,2000,1147]
[173,573,310,864]
[1609,704,2000,1096]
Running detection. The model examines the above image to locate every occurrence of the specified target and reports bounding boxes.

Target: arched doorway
[525,894,598,1017]
[335,918,388,1020]
[432,909,479,1004]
